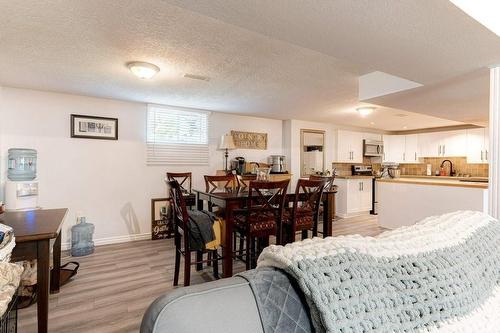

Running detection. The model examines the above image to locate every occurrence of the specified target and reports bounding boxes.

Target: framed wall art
[230,130,267,150]
[71,114,118,140]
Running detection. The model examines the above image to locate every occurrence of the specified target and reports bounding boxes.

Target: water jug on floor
[71,217,95,257]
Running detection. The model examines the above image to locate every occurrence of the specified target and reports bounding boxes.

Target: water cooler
[5,148,39,210]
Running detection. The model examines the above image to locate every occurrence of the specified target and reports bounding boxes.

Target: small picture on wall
[71,114,118,140]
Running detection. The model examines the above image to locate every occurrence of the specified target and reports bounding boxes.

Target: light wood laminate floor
[18,215,384,333]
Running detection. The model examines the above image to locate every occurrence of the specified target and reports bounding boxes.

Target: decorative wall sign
[151,198,172,240]
[231,130,267,150]
[71,114,118,140]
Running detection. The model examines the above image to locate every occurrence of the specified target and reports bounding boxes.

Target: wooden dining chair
[309,174,335,191]
[309,174,336,235]
[236,174,257,189]
[168,180,219,287]
[167,172,192,193]
[167,172,195,208]
[203,175,238,214]
[234,179,289,269]
[281,179,327,245]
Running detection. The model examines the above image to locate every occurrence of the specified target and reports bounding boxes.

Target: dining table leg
[323,192,335,237]
[196,193,204,211]
[37,239,50,333]
[222,201,237,278]
[50,232,61,293]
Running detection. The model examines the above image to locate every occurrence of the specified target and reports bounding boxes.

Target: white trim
[489,66,500,218]
[62,232,151,251]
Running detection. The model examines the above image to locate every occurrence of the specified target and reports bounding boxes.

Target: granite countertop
[400,175,488,181]
[335,175,374,179]
[377,177,488,189]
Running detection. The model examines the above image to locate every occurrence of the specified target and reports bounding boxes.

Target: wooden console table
[0,208,68,333]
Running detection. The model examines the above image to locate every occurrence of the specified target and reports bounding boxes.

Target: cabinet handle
[403,152,405,161]
[443,145,446,156]
[362,182,364,191]
[415,152,417,161]
[359,182,362,191]
[481,150,484,161]
[486,150,488,161]
[438,145,441,156]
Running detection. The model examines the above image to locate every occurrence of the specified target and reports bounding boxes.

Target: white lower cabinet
[335,178,373,218]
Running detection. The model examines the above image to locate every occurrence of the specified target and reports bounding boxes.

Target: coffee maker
[231,157,246,175]
[269,155,286,173]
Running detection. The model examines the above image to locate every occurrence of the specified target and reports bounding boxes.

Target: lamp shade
[219,134,236,150]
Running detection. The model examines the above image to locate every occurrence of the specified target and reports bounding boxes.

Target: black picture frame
[70,114,118,140]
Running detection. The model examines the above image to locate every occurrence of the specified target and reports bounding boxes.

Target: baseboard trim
[62,232,152,251]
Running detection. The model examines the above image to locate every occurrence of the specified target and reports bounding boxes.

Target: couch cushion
[141,277,264,333]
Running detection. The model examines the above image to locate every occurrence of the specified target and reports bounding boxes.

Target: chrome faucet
[440,159,455,176]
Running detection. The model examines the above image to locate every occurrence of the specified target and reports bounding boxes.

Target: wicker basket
[0,292,18,333]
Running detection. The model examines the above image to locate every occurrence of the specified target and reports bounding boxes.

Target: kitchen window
[146,105,210,165]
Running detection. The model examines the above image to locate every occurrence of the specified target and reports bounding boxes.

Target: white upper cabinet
[383,134,419,163]
[418,131,444,157]
[383,135,405,163]
[441,130,466,157]
[404,134,419,163]
[335,130,364,163]
[466,128,488,164]
[418,130,466,158]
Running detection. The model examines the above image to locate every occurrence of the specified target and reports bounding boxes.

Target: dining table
[194,188,336,278]
[1,208,68,333]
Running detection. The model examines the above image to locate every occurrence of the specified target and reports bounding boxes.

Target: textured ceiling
[366,69,490,126]
[0,0,497,130]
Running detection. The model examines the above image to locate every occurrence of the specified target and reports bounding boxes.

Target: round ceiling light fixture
[356,106,376,116]
[127,61,160,79]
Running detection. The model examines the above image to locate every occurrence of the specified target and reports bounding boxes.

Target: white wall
[0,87,283,248]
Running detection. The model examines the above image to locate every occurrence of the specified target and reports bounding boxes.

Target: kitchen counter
[377,177,488,229]
[335,175,374,179]
[377,177,488,189]
[401,175,488,181]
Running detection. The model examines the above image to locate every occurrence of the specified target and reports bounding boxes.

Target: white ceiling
[1,0,499,130]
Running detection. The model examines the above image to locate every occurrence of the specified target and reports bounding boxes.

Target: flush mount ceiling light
[127,61,160,79]
[356,107,375,116]
[450,0,500,37]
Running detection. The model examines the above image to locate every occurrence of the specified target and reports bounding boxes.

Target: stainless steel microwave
[363,140,384,157]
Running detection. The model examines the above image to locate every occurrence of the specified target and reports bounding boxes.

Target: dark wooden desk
[0,208,68,333]
[194,189,335,278]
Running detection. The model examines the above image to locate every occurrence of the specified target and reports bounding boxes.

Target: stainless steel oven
[363,140,384,157]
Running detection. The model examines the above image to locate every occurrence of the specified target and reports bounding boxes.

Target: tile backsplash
[333,157,488,178]
[399,157,488,177]
[332,157,374,176]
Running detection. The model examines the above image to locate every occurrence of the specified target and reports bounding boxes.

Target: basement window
[146,105,209,165]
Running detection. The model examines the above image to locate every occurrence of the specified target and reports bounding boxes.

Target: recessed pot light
[356,107,375,116]
[127,61,160,79]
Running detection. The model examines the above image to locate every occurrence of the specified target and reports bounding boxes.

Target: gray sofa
[140,276,264,333]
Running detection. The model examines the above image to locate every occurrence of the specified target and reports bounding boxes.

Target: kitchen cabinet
[418,130,466,158]
[335,130,363,163]
[418,132,444,157]
[442,130,466,157]
[466,128,489,164]
[383,135,405,163]
[335,178,373,217]
[404,134,419,163]
[383,134,419,163]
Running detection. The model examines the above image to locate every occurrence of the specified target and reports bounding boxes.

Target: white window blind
[146,105,209,165]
